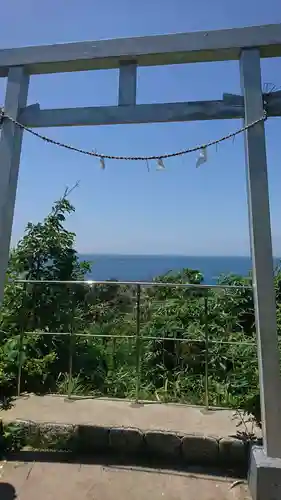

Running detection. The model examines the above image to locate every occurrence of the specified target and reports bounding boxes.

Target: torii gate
[1,24,281,499]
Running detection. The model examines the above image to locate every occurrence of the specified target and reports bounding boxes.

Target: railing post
[17,282,28,397]
[204,294,209,410]
[67,289,76,399]
[112,337,117,370]
[68,330,75,399]
[135,284,141,403]
[17,329,24,397]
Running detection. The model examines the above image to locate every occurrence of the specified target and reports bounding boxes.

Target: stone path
[0,459,250,500]
[0,395,255,498]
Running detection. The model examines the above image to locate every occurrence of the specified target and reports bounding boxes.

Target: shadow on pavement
[0,482,17,500]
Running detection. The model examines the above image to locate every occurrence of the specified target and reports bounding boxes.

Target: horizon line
[76,253,281,259]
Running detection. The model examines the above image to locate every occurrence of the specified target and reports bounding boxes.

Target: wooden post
[0,67,29,304]
[240,49,281,458]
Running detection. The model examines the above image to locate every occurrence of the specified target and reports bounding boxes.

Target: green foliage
[3,190,281,432]
[0,422,26,454]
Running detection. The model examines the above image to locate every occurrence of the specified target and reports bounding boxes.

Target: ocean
[80,255,281,284]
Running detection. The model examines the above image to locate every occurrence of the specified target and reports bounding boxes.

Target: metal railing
[8,279,257,410]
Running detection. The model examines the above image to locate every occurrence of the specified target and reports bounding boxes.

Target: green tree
[0,187,93,396]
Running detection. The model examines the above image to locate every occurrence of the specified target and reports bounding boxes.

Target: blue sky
[1,0,281,256]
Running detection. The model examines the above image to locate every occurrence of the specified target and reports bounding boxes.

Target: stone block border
[3,420,261,470]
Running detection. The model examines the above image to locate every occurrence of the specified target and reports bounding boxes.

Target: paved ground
[1,396,253,499]
[0,459,250,500]
[2,395,257,437]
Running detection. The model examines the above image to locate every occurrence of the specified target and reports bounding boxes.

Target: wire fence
[8,279,258,410]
